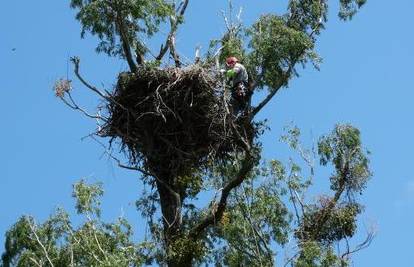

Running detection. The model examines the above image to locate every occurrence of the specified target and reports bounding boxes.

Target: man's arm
[226,69,236,78]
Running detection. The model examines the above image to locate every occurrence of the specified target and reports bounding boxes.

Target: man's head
[226,56,238,68]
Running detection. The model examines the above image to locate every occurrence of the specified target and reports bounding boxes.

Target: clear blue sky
[1,1,413,266]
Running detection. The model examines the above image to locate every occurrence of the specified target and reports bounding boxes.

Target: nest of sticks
[101,65,255,179]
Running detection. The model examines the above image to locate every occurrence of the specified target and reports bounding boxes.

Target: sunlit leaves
[70,0,173,57]
[298,200,361,243]
[247,14,315,89]
[73,179,104,217]
[295,242,346,267]
[318,124,371,194]
[288,0,328,35]
[1,182,151,267]
[339,0,367,20]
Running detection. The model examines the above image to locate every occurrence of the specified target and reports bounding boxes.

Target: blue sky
[1,0,413,266]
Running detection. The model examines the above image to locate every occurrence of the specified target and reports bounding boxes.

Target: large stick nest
[101,65,255,179]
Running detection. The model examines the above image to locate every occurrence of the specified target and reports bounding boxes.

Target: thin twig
[27,218,55,267]
[60,92,108,122]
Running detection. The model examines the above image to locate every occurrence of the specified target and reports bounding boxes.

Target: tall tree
[2,1,372,266]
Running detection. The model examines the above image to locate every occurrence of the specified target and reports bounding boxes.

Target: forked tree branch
[60,92,108,122]
[189,150,254,238]
[341,229,375,259]
[71,57,128,112]
[156,0,189,65]
[71,57,109,100]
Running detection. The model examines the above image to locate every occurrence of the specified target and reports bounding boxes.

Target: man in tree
[1,1,372,266]
[225,56,250,116]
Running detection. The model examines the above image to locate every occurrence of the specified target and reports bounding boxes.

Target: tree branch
[112,2,138,72]
[27,218,55,267]
[189,151,254,238]
[156,0,189,65]
[60,92,108,123]
[89,134,154,178]
[238,185,273,259]
[251,63,294,118]
[71,56,129,112]
[71,57,109,100]
[311,163,350,240]
[341,227,376,259]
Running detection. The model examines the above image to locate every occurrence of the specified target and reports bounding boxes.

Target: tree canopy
[1,1,372,266]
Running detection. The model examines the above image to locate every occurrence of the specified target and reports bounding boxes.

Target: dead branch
[89,134,153,177]
[71,57,129,113]
[71,57,109,100]
[341,226,376,259]
[60,92,108,122]
[156,0,189,65]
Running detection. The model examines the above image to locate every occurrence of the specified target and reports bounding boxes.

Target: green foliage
[247,14,315,89]
[73,179,103,216]
[166,236,206,265]
[295,242,347,267]
[70,0,173,57]
[318,124,371,194]
[216,32,245,64]
[339,0,367,20]
[298,201,362,243]
[176,169,204,199]
[1,182,151,267]
[1,123,372,266]
[288,0,328,34]
[3,1,371,266]
[207,160,292,266]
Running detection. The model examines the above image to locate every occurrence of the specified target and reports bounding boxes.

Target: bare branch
[156,0,189,65]
[341,226,376,259]
[59,92,108,122]
[89,134,153,177]
[71,57,109,100]
[70,57,129,113]
[288,185,302,223]
[284,251,300,267]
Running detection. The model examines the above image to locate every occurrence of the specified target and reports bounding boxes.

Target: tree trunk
[156,180,181,238]
[155,179,194,266]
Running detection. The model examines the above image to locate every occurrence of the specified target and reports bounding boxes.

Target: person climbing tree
[225,56,250,116]
[0,1,372,266]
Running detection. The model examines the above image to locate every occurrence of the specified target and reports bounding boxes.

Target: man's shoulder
[234,63,246,71]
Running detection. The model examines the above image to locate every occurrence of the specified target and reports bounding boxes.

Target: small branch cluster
[54,78,72,98]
